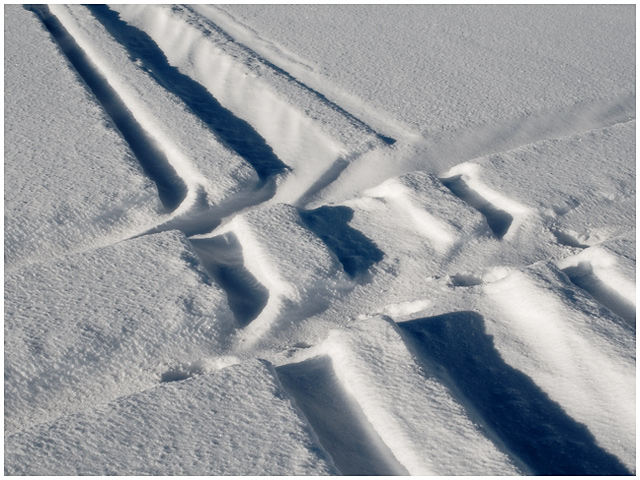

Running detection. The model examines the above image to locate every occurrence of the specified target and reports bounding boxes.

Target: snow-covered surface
[4,5,161,270]
[5,360,337,475]
[5,4,635,476]
[323,316,521,475]
[483,262,635,470]
[213,4,634,135]
[5,230,234,435]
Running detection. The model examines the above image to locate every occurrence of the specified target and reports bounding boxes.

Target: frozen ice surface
[5,3,635,476]
[4,360,337,476]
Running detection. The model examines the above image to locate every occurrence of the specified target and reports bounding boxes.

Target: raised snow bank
[5,5,161,269]
[322,316,520,475]
[557,235,636,327]
[50,5,260,212]
[195,204,350,347]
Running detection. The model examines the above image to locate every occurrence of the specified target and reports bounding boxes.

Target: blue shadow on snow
[440,175,513,239]
[399,311,631,476]
[87,5,289,181]
[27,4,187,211]
[300,206,384,278]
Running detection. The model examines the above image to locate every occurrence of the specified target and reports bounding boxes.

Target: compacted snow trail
[5,4,635,476]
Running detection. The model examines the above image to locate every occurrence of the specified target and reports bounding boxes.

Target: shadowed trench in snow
[88,5,289,181]
[300,206,384,278]
[441,175,513,239]
[275,356,408,476]
[189,234,269,327]
[175,6,397,147]
[562,263,636,328]
[399,311,631,476]
[26,5,188,212]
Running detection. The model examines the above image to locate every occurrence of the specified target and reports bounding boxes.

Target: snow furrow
[189,233,269,328]
[110,4,391,207]
[300,205,385,279]
[274,355,408,475]
[557,236,636,327]
[88,5,289,182]
[441,162,532,240]
[5,5,162,269]
[194,204,352,348]
[400,310,631,475]
[442,121,635,249]
[48,5,260,218]
[483,262,635,471]
[322,316,521,475]
[28,5,187,213]
[116,4,393,150]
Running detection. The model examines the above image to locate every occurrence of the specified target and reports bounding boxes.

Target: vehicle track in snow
[27,5,188,212]
[19,4,636,476]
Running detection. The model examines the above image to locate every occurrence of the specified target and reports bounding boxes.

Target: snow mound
[5,230,234,435]
[558,233,636,326]
[4,360,337,476]
[445,121,635,247]
[363,170,486,253]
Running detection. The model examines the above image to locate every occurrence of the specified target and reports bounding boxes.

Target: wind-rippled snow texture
[217,4,634,134]
[4,361,337,476]
[5,3,635,476]
[4,5,161,269]
[5,231,234,435]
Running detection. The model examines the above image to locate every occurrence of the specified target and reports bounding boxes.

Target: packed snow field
[4,4,635,476]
